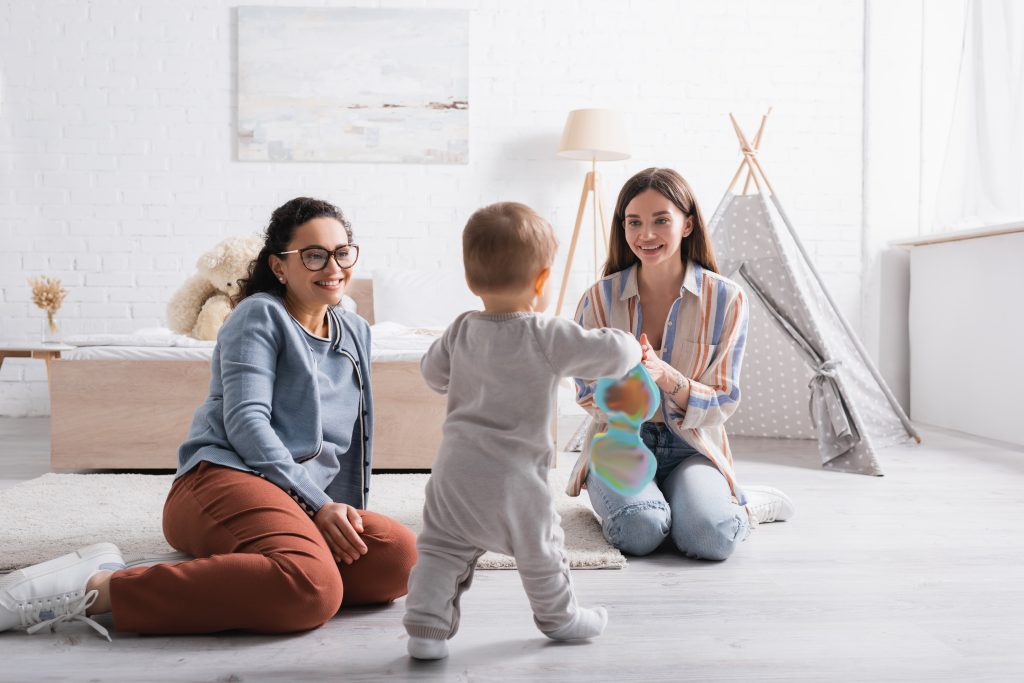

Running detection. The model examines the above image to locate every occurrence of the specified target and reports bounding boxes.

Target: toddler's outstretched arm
[535,317,642,383]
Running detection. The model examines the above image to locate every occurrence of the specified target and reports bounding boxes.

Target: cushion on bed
[371,269,480,328]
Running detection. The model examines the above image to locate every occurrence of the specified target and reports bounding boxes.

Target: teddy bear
[166,235,264,341]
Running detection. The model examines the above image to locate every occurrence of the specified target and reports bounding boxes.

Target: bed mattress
[61,324,440,363]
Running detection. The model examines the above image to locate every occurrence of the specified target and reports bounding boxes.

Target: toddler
[402,202,642,659]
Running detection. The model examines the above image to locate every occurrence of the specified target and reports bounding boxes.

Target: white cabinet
[907,228,1024,445]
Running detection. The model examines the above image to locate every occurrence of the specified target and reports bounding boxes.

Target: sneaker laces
[748,499,780,525]
[20,589,111,642]
[744,503,760,528]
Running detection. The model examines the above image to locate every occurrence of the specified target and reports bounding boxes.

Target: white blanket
[61,325,440,363]
[369,321,442,361]
[63,327,215,348]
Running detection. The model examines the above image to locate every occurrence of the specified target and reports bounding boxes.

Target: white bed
[62,324,438,363]
[48,279,449,470]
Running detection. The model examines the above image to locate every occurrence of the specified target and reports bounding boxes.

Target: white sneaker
[0,542,125,641]
[744,485,795,525]
[408,636,449,660]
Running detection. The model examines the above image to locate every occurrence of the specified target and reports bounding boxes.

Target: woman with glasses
[0,197,417,640]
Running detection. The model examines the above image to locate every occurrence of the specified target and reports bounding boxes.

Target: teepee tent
[708,112,919,475]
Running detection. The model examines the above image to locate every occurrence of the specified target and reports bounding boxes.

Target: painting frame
[237,7,469,164]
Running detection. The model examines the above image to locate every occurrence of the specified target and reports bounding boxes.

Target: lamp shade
[557,108,630,161]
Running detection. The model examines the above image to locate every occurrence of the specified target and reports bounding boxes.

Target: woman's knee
[267,551,344,631]
[602,502,671,556]
[348,513,418,603]
[670,513,745,562]
[369,517,418,601]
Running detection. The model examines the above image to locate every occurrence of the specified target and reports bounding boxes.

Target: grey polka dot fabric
[708,193,913,476]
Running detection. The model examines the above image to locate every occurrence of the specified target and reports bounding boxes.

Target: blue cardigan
[176,292,374,512]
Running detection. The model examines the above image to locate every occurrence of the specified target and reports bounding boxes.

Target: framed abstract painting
[237,7,469,163]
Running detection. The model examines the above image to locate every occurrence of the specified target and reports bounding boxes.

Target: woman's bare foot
[85,570,114,615]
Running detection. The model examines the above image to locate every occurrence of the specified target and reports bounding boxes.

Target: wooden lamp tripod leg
[594,172,610,249]
[555,170,595,317]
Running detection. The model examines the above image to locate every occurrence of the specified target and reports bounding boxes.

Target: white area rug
[0,461,623,572]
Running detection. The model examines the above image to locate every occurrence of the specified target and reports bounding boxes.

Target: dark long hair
[234,197,353,306]
[603,167,718,277]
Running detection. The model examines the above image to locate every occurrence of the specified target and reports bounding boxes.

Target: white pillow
[372,269,480,328]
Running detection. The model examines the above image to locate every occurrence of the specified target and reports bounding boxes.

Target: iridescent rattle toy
[589,363,661,496]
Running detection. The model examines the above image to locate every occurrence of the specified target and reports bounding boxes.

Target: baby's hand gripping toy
[589,363,661,496]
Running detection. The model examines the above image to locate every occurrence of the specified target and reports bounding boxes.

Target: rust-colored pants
[109,462,417,634]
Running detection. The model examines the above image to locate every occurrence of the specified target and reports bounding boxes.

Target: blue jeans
[586,422,750,561]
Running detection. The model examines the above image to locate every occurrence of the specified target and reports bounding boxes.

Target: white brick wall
[0,0,866,415]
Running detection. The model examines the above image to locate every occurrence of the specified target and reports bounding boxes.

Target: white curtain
[934,0,1024,232]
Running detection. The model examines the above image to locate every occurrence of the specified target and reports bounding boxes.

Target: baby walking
[402,202,642,660]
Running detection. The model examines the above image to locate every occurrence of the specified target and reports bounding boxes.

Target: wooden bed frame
[49,279,447,471]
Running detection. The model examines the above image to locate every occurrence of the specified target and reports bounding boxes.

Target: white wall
[861,0,966,412]
[861,0,922,412]
[0,0,867,416]
[918,0,969,232]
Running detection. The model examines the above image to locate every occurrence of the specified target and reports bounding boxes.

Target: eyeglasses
[276,244,360,271]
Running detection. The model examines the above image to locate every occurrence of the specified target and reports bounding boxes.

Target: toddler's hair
[462,202,558,293]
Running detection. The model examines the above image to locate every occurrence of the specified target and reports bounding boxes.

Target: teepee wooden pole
[726,113,754,193]
[729,112,753,192]
[729,114,778,198]
[742,147,764,195]
[727,109,770,194]
[726,155,749,194]
[732,122,765,196]
[743,108,771,194]
[727,115,922,444]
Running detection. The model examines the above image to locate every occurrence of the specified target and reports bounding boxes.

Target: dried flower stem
[28,276,68,333]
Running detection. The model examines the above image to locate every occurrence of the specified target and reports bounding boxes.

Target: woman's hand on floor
[314,502,368,564]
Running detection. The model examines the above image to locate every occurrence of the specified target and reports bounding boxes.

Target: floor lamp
[554,109,630,316]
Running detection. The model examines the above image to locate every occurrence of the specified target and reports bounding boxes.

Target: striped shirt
[569,261,750,504]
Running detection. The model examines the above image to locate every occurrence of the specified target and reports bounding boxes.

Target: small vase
[42,314,61,344]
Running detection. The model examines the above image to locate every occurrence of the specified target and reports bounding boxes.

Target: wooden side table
[0,343,77,381]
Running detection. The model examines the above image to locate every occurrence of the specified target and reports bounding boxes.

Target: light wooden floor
[1,416,1022,682]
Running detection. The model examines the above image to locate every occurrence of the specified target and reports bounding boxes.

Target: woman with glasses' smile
[270,217,360,338]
